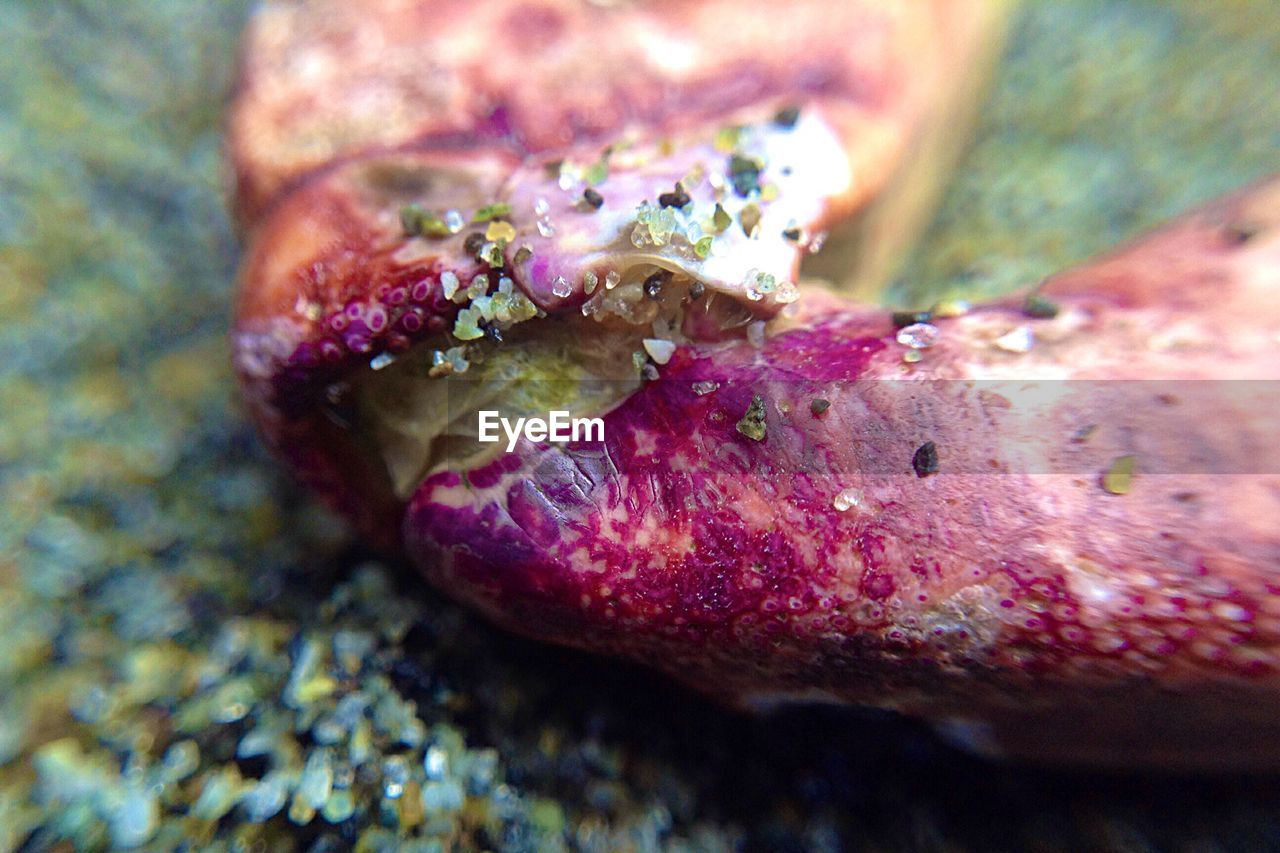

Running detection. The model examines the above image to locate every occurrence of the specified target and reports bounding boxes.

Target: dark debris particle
[463,232,487,256]
[912,441,939,478]
[1070,424,1098,444]
[736,394,768,441]
[688,281,706,301]
[582,187,604,210]
[773,105,802,129]
[728,154,763,197]
[892,310,932,329]
[234,752,270,780]
[1023,293,1060,319]
[782,226,803,242]
[810,398,830,416]
[644,270,673,300]
[388,654,437,697]
[658,184,692,209]
[1225,220,1261,244]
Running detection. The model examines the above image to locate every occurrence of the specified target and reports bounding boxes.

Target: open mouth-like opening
[357,265,766,498]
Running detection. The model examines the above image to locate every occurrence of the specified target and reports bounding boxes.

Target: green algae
[892,0,1280,308]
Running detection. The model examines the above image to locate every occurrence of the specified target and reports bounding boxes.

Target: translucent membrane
[357,270,758,496]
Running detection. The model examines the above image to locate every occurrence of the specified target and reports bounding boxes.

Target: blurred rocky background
[1,1,1278,849]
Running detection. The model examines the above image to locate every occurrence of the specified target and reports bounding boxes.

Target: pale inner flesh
[357,269,761,498]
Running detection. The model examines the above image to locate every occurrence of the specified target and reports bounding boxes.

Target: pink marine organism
[230,0,1280,767]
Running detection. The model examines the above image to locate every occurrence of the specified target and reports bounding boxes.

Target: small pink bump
[410,279,434,302]
[399,309,424,333]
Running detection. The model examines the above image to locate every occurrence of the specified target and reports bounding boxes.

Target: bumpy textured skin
[230,0,1280,767]
[406,179,1280,767]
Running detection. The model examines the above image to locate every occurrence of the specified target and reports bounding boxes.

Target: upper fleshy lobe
[228,0,1005,227]
[230,0,1009,542]
[230,118,854,541]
